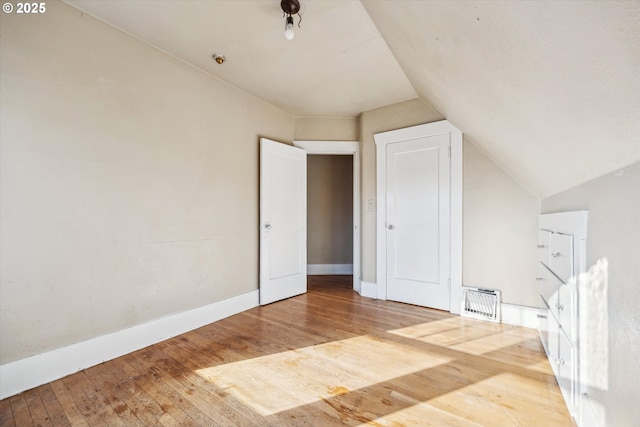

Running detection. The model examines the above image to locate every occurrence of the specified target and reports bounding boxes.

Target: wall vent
[461,287,501,323]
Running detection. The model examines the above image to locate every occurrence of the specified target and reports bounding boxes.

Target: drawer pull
[551,252,561,257]
[536,277,544,281]
[537,244,545,248]
[557,359,565,366]
[536,314,547,319]
[555,303,564,311]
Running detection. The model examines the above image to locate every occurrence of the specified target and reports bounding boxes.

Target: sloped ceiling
[362,0,640,197]
[65,0,639,198]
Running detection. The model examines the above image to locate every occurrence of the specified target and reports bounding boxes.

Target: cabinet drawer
[538,230,551,266]
[558,282,576,342]
[547,317,575,403]
[548,233,574,281]
[557,328,576,407]
[538,263,562,313]
[539,263,576,341]
[538,300,549,354]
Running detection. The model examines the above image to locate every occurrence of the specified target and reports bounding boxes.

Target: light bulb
[284,16,294,40]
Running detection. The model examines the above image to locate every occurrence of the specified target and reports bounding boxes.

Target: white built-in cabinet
[538,211,588,424]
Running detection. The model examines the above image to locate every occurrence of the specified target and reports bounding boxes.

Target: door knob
[388,224,394,230]
[264,224,271,230]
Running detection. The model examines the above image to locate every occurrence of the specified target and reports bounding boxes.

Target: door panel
[260,138,307,305]
[386,134,450,310]
[392,147,440,283]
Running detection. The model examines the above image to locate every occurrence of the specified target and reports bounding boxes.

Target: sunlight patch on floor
[427,371,572,426]
[195,334,453,416]
[355,390,484,427]
[449,329,530,355]
[358,371,569,427]
[388,318,525,351]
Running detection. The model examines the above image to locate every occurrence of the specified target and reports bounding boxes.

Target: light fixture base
[212,54,225,65]
[281,0,300,16]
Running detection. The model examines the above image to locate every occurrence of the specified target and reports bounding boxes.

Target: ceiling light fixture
[212,53,225,65]
[281,0,301,41]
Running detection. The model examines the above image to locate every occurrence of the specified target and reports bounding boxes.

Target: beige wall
[307,156,353,265]
[542,162,640,427]
[295,117,359,141]
[463,140,540,306]
[0,1,295,364]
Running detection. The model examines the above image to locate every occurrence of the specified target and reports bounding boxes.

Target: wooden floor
[1,276,574,426]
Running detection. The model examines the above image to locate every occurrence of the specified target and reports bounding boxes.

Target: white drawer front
[537,264,563,322]
[538,299,549,353]
[549,232,574,281]
[557,329,576,408]
[547,317,576,411]
[538,229,551,266]
[548,315,561,377]
[558,282,576,342]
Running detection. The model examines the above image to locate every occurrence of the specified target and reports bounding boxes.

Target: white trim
[293,140,361,294]
[501,303,539,329]
[307,264,354,275]
[0,290,259,400]
[373,120,463,312]
[449,131,463,314]
[539,210,588,239]
[294,140,358,154]
[359,281,377,299]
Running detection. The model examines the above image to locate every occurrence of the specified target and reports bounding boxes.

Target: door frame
[293,140,361,294]
[373,120,463,314]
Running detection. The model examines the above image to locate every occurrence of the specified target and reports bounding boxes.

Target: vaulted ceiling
[65,0,639,198]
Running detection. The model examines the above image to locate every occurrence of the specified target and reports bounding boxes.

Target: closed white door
[385,134,450,310]
[259,138,307,305]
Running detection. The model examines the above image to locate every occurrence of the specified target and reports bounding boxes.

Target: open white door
[260,138,307,305]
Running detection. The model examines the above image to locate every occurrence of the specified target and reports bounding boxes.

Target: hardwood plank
[83,364,148,427]
[0,396,16,427]
[155,337,270,426]
[128,345,257,427]
[48,380,90,427]
[23,388,53,427]
[0,276,574,426]
[61,371,122,426]
[8,394,33,427]
[36,385,71,427]
[95,356,195,427]
[121,353,216,427]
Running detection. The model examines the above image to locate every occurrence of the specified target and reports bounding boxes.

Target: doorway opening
[307,154,353,288]
[293,140,361,293]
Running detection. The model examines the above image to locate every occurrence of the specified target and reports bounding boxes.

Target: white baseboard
[501,303,539,329]
[307,264,353,275]
[359,281,377,299]
[0,290,259,400]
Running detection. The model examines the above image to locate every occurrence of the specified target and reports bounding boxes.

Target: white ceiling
[65,0,640,198]
[65,0,417,118]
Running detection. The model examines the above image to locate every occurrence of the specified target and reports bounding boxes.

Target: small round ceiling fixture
[212,53,225,65]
